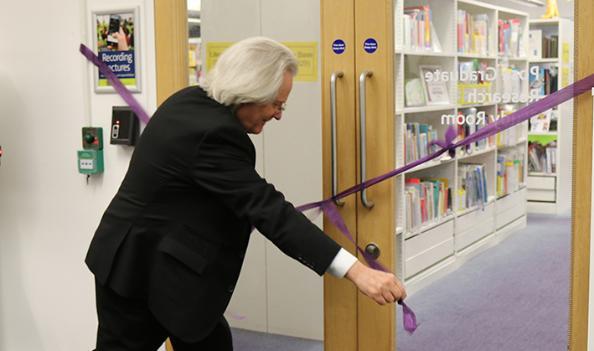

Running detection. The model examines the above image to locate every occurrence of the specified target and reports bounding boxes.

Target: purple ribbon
[320,201,418,333]
[325,74,594,205]
[79,44,151,124]
[82,42,594,335]
[298,73,594,334]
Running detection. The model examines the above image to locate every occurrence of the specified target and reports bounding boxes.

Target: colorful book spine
[404,122,440,165]
[403,5,434,51]
[457,10,490,56]
[498,18,524,57]
[497,151,525,196]
[458,163,488,210]
[405,177,451,232]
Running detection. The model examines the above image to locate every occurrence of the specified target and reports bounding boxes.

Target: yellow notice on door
[205,41,318,82]
[283,42,318,82]
[206,42,233,71]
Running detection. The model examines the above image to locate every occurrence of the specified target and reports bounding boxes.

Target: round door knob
[365,243,381,260]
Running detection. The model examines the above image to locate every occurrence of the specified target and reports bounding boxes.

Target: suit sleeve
[191,125,341,275]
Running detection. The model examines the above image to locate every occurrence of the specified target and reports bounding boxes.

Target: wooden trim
[570,0,593,349]
[154,0,188,106]
[154,2,188,350]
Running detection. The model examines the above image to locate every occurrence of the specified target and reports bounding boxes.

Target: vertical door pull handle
[359,70,374,209]
[331,72,345,206]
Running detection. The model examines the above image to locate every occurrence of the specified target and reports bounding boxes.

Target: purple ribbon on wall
[81,42,594,335]
[79,44,150,124]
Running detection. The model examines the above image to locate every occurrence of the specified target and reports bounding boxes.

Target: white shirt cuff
[326,248,358,278]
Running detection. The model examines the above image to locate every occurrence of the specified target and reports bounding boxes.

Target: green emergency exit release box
[78,127,104,174]
[77,149,104,174]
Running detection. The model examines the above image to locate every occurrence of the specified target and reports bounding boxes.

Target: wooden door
[354,0,395,351]
[321,1,358,351]
[321,0,395,350]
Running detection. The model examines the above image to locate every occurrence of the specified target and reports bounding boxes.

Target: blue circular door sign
[364,38,378,53]
[332,39,346,54]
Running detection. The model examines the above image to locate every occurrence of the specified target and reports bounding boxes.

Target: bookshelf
[395,0,530,282]
[527,18,573,214]
[187,8,202,86]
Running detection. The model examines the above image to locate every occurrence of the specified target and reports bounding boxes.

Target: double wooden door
[321,0,397,350]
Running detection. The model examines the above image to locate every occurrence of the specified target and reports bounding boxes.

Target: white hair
[200,37,298,107]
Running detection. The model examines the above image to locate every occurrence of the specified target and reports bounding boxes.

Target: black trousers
[94,280,233,351]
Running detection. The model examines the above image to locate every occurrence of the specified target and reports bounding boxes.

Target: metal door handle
[330,72,344,206]
[359,70,374,208]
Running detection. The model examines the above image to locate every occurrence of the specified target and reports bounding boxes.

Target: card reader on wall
[111,106,140,145]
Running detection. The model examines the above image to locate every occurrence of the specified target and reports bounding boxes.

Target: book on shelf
[457,10,490,56]
[497,63,524,99]
[529,109,558,133]
[405,177,451,232]
[497,150,524,196]
[496,107,525,147]
[403,5,441,52]
[405,78,426,107]
[542,35,559,59]
[459,60,492,85]
[458,60,494,105]
[404,122,440,165]
[498,18,524,58]
[529,29,542,58]
[457,163,488,211]
[529,64,558,97]
[528,141,557,174]
[455,108,495,156]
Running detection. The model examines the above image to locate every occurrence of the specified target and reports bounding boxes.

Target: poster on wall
[92,8,140,93]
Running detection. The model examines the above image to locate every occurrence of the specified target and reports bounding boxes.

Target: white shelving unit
[526,18,573,214]
[394,0,529,282]
[187,6,202,86]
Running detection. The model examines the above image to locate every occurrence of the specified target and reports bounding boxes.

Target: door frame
[154,0,188,106]
[154,0,593,349]
[154,6,188,351]
[569,1,593,348]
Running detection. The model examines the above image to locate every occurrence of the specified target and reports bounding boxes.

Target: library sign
[419,66,545,125]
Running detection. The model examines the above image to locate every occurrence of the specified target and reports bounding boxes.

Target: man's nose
[273,112,283,120]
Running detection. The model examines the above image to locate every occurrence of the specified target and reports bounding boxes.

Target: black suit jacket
[85,86,341,342]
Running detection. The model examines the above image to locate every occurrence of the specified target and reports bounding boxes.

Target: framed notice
[419,65,450,105]
[92,7,140,93]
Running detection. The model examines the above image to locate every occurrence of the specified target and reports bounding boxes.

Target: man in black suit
[87,37,406,351]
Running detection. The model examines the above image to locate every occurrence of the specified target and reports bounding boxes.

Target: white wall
[0,0,156,350]
[201,0,326,340]
[201,0,269,334]
[260,0,325,339]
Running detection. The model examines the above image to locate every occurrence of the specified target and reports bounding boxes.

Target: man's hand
[345,261,407,305]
